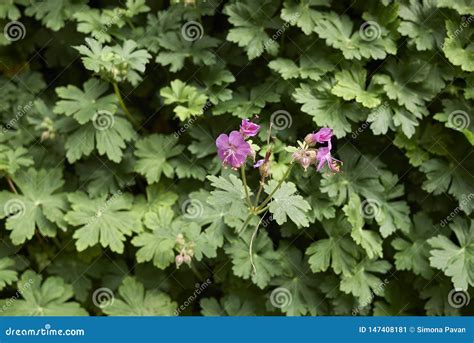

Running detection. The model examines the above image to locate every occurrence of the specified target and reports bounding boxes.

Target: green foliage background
[0,0,473,316]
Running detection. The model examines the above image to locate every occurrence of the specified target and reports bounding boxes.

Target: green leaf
[421,279,463,316]
[0,146,34,175]
[306,216,360,276]
[331,66,381,108]
[75,39,151,85]
[398,0,445,51]
[224,0,282,59]
[213,82,281,118]
[443,19,474,72]
[54,79,117,124]
[0,270,87,316]
[420,158,474,214]
[340,259,391,306]
[160,80,208,121]
[428,218,474,290]
[392,212,435,279]
[0,257,17,291]
[343,193,383,259]
[280,0,329,35]
[436,0,474,14]
[207,174,253,230]
[294,79,364,137]
[133,206,218,269]
[200,294,256,316]
[314,12,396,60]
[264,180,311,227]
[272,244,326,315]
[25,0,85,31]
[66,191,138,253]
[434,98,473,145]
[134,134,184,184]
[47,255,101,302]
[62,118,135,163]
[132,208,178,269]
[0,168,68,245]
[269,47,336,82]
[225,231,283,289]
[103,276,176,316]
[0,0,27,20]
[156,32,220,72]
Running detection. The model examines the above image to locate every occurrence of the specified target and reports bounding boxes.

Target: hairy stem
[238,213,253,235]
[253,180,264,207]
[241,165,252,208]
[249,210,267,276]
[113,82,139,127]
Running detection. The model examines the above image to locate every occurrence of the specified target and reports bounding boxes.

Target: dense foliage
[0,0,473,316]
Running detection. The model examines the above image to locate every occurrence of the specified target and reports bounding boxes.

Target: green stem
[189,261,203,279]
[253,180,264,207]
[112,82,139,128]
[255,164,293,212]
[241,165,252,208]
[255,205,269,215]
[237,213,253,235]
[249,210,268,276]
[125,18,136,30]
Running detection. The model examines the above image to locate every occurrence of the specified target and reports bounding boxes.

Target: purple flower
[254,159,265,168]
[240,119,260,137]
[316,147,342,173]
[305,128,333,147]
[216,131,252,169]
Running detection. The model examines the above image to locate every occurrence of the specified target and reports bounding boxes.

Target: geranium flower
[216,131,252,169]
[316,147,342,172]
[240,119,260,137]
[305,128,333,147]
[292,148,317,171]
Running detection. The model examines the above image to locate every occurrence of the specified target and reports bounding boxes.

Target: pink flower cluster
[215,120,341,174]
[215,119,260,169]
[293,128,342,172]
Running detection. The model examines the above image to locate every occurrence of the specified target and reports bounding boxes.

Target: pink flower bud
[175,254,184,268]
[292,149,316,171]
[305,128,333,146]
[240,119,260,137]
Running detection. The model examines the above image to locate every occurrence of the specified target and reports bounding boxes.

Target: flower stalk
[112,82,139,128]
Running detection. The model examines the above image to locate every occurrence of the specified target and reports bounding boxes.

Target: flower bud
[305,128,333,146]
[240,119,260,137]
[183,254,192,264]
[304,133,317,146]
[176,233,185,246]
[175,254,184,268]
[293,149,317,171]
